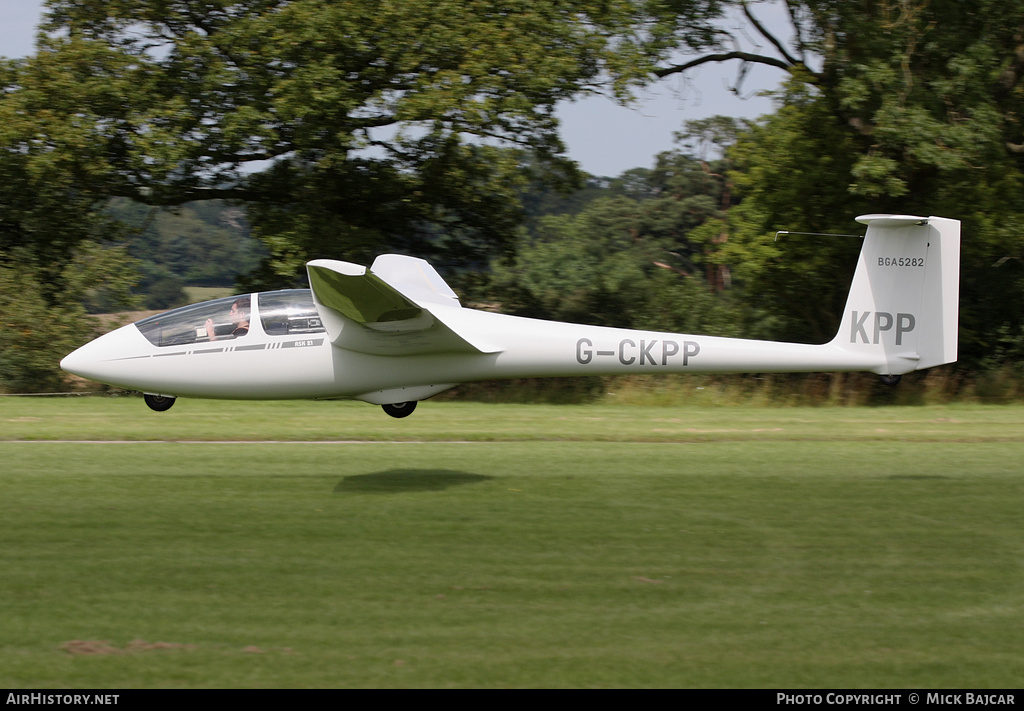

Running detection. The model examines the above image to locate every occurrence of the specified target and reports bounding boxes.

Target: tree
[0,51,141,391]
[0,262,85,392]
[0,243,137,392]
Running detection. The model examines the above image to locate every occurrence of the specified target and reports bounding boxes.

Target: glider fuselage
[60,214,961,413]
[63,294,881,403]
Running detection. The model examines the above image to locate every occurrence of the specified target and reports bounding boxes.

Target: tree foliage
[0,244,137,392]
[650,1,1024,360]
[14,0,721,279]
[492,144,745,337]
[108,199,262,308]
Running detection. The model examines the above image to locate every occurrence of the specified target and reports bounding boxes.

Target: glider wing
[306,257,500,356]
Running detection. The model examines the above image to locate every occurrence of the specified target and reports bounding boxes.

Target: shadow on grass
[334,469,492,494]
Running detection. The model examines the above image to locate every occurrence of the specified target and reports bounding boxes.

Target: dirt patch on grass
[60,639,198,655]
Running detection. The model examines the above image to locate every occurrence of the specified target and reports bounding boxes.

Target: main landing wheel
[382,401,417,419]
[144,393,177,412]
[879,374,902,386]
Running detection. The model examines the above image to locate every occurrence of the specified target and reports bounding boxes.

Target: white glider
[61,214,960,417]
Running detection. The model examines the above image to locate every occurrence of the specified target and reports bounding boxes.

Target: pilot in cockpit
[205,295,250,341]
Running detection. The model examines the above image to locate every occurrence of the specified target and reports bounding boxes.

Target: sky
[0,0,788,177]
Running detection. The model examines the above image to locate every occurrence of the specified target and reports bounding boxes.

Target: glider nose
[60,325,144,385]
[59,347,86,377]
[60,343,103,380]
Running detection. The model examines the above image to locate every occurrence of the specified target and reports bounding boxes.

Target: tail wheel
[382,401,417,418]
[144,393,176,412]
[880,374,902,386]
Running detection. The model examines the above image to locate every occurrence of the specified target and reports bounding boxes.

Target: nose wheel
[382,401,416,418]
[879,374,902,386]
[144,393,176,412]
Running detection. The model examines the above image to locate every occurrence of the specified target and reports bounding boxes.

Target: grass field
[2,397,1022,688]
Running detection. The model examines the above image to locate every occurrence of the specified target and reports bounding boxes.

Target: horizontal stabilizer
[855,214,929,229]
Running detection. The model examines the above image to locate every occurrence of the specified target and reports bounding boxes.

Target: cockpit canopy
[135,290,325,347]
[258,290,325,336]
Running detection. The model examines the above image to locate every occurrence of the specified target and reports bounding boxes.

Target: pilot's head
[231,295,251,325]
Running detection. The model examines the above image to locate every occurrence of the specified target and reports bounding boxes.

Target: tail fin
[831,214,960,374]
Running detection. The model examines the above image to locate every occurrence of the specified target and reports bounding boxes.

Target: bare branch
[785,0,809,63]
[654,3,825,87]
[741,1,801,67]
[654,51,797,79]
